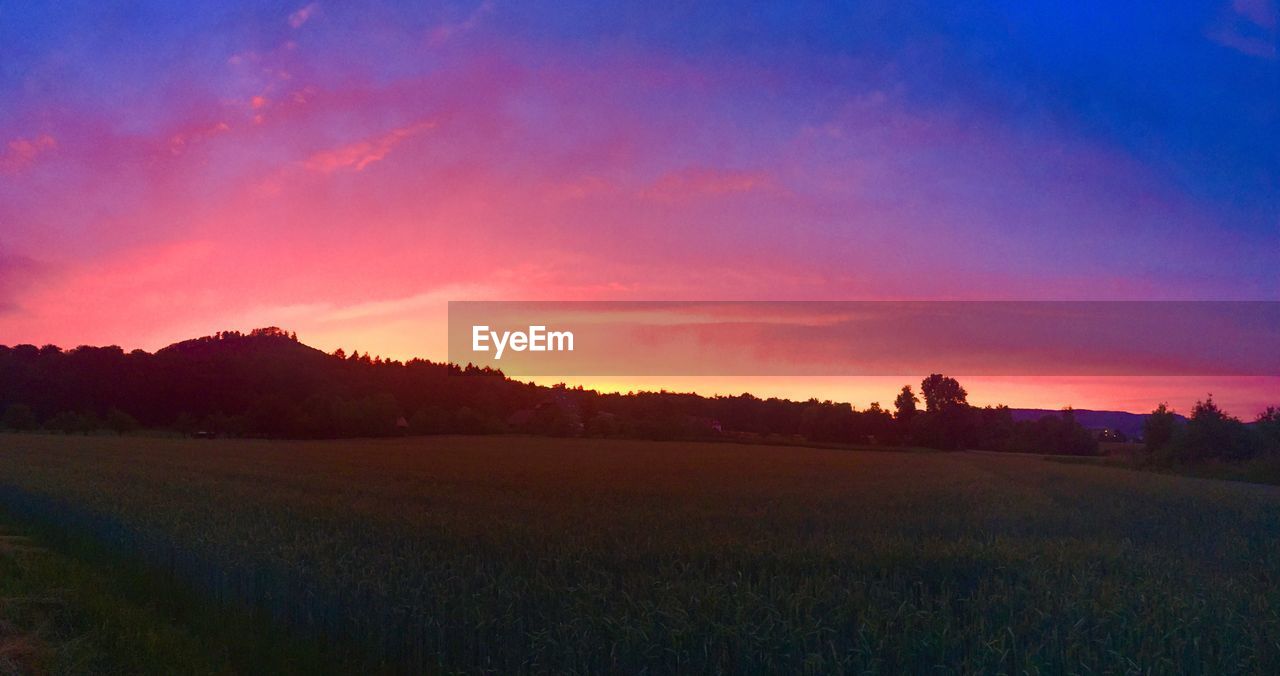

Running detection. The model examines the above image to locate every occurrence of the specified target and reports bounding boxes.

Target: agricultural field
[0,434,1278,673]
[0,508,229,674]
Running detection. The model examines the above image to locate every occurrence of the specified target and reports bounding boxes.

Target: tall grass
[0,434,1278,673]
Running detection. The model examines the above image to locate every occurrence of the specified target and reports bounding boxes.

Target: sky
[1,0,1277,415]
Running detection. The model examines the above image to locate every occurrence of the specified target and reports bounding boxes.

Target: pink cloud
[1,135,56,173]
[167,121,230,156]
[0,252,47,316]
[1209,0,1278,58]
[303,120,438,173]
[428,1,494,46]
[288,3,318,29]
[644,168,776,203]
[1209,27,1278,58]
[1235,0,1277,29]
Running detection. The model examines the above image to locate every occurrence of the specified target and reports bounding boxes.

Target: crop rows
[0,434,1277,673]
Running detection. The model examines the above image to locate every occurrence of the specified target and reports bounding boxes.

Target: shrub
[2,403,37,431]
[104,408,140,434]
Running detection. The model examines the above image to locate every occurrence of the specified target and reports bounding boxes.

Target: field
[0,506,250,674]
[0,434,1278,673]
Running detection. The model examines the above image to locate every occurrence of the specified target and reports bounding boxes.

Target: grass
[0,433,1279,673]
[0,507,227,674]
[1049,451,1280,487]
[0,503,364,675]
[1168,457,1280,485]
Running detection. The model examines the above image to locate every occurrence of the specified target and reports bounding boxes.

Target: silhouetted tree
[1023,413,1089,454]
[1183,396,1256,461]
[894,385,919,420]
[859,402,898,445]
[974,405,1015,451]
[1144,403,1179,457]
[799,401,853,443]
[1257,407,1280,456]
[914,375,974,449]
[921,374,967,412]
[104,408,140,434]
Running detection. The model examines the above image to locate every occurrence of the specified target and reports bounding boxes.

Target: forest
[2,327,1277,460]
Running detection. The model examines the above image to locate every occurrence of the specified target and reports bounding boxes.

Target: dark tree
[920,374,967,413]
[1143,403,1179,456]
[974,405,1015,451]
[1184,396,1256,461]
[893,385,919,420]
[1257,407,1280,455]
[104,408,140,434]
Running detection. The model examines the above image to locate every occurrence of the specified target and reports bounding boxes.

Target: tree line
[1143,398,1280,464]
[3,327,1270,459]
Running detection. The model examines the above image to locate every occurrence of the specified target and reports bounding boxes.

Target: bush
[105,408,140,434]
[45,411,99,435]
[2,403,37,431]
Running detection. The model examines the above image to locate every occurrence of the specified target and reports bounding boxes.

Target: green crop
[0,434,1277,673]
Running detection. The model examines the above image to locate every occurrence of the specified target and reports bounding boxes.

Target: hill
[1008,408,1185,439]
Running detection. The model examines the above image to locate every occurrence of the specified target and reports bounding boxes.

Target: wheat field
[0,434,1277,673]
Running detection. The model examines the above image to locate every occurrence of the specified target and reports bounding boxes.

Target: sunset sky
[1,1,1277,415]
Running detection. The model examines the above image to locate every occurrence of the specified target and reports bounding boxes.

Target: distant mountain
[1008,408,1186,439]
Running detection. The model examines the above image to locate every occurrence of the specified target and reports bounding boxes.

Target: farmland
[0,506,276,674]
[0,434,1278,673]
